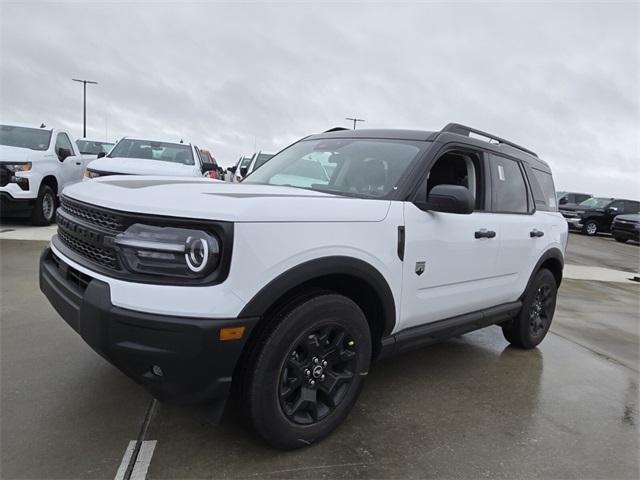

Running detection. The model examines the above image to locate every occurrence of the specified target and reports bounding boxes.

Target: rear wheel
[582,220,598,236]
[503,268,557,349]
[243,294,371,449]
[31,184,56,226]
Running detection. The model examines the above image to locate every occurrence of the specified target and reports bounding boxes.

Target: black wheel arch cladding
[238,256,397,338]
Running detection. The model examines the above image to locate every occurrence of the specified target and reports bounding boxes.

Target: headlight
[84,169,101,179]
[3,162,31,173]
[114,224,220,278]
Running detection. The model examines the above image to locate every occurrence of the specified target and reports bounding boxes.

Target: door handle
[530,229,544,238]
[475,229,496,239]
[75,162,82,165]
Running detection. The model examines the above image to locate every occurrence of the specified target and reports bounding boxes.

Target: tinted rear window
[532,168,557,211]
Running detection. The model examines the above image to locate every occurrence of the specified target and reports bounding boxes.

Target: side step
[378,301,522,359]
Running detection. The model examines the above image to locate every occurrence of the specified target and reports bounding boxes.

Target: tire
[502,268,557,349]
[31,184,56,226]
[242,293,371,449]
[613,235,628,244]
[582,220,598,236]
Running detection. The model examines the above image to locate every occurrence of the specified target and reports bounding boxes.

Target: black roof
[307,123,549,170]
[308,129,437,142]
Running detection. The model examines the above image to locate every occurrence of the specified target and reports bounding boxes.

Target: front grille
[58,228,119,270]
[0,166,11,187]
[613,220,638,233]
[60,197,124,231]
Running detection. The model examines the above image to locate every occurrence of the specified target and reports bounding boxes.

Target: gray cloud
[1,0,638,198]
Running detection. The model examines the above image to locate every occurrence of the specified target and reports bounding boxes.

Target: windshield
[579,197,611,208]
[109,139,194,165]
[0,125,52,151]
[243,138,423,198]
[76,140,114,155]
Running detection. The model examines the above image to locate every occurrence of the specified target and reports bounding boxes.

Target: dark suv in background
[612,214,640,243]
[562,197,640,236]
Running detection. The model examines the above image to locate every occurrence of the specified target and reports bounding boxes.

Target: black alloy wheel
[279,324,357,424]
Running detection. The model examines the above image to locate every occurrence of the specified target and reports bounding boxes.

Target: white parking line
[130,441,157,480]
[563,264,639,283]
[0,224,56,241]
[114,441,137,480]
[114,440,157,480]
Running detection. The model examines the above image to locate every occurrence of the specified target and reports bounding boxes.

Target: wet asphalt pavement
[1,233,638,479]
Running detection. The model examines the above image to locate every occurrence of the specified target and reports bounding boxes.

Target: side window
[55,133,74,160]
[425,150,484,210]
[608,200,624,213]
[489,155,529,213]
[626,201,640,213]
[530,168,557,211]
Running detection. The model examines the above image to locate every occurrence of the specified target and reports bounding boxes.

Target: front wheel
[503,268,557,349]
[243,294,371,449]
[582,220,598,236]
[31,184,56,226]
[613,235,628,244]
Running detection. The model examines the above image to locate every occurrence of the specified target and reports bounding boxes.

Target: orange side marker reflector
[219,326,246,341]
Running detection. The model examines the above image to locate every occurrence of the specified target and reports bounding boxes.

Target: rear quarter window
[531,168,557,211]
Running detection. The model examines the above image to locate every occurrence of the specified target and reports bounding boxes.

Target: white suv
[40,124,567,449]
[1,123,85,225]
[83,137,218,179]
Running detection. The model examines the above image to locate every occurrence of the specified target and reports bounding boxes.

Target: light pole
[72,78,98,138]
[345,117,365,129]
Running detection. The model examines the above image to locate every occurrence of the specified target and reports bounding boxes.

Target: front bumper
[612,227,640,242]
[0,191,35,216]
[39,246,258,405]
[565,217,583,229]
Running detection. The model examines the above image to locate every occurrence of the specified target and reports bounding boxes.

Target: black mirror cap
[240,167,248,177]
[420,184,475,214]
[227,166,237,173]
[58,147,71,161]
[97,151,106,159]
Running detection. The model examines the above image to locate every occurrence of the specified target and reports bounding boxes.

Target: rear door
[488,154,545,302]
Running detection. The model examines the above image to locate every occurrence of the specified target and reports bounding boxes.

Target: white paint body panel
[55,176,566,334]
[0,127,84,200]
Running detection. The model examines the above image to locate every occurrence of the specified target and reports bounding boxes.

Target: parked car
[198,149,224,180]
[76,139,115,160]
[562,197,640,236]
[227,156,252,182]
[231,151,274,182]
[83,137,218,179]
[611,214,640,243]
[556,191,592,208]
[0,123,85,225]
[40,123,566,449]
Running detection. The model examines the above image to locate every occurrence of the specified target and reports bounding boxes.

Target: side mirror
[57,147,71,161]
[559,197,568,205]
[418,184,474,214]
[227,166,237,174]
[97,152,106,159]
[607,206,618,213]
[240,167,248,177]
[201,163,217,173]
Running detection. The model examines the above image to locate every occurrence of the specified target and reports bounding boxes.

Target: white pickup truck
[0,123,86,225]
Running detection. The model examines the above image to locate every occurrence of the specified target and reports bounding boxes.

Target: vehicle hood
[0,144,41,162]
[615,214,639,223]
[62,176,391,223]
[87,157,197,176]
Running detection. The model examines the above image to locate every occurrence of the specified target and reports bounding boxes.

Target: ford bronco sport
[40,123,567,448]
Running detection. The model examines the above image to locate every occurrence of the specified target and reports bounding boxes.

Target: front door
[399,148,502,331]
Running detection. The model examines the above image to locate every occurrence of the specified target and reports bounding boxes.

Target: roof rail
[441,123,538,158]
[324,127,351,133]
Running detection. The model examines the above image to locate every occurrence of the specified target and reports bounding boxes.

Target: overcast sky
[1,1,638,198]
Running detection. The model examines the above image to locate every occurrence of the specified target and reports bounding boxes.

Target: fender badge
[415,261,426,276]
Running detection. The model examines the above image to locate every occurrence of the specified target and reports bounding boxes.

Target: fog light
[152,365,163,377]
